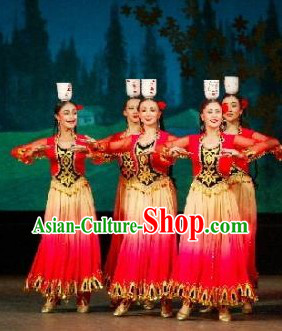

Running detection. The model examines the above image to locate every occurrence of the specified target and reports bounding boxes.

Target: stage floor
[0,276,281,331]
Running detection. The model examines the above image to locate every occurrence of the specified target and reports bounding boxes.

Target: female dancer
[103,97,141,287]
[11,95,103,313]
[222,79,281,308]
[166,98,279,322]
[95,98,178,317]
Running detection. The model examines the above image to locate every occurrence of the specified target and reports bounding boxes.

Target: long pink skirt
[25,177,103,299]
[109,176,177,301]
[229,173,258,287]
[171,180,257,307]
[104,176,127,286]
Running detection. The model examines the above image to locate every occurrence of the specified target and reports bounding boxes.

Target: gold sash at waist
[228,172,253,185]
[120,175,174,194]
[191,179,229,196]
[50,176,90,196]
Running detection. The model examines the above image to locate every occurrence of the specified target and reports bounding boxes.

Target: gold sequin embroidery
[136,142,161,186]
[56,146,80,187]
[196,145,223,188]
[120,152,136,179]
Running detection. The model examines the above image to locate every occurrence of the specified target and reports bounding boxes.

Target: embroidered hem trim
[50,176,89,196]
[25,273,103,300]
[108,281,171,301]
[123,176,174,194]
[14,147,45,164]
[169,281,257,307]
[191,180,229,196]
[228,172,253,185]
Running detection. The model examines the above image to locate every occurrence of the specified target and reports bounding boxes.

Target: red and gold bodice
[196,144,225,188]
[187,133,235,178]
[45,135,88,178]
[55,145,81,187]
[93,131,137,180]
[132,131,175,178]
[100,130,176,192]
[135,140,162,186]
[115,132,137,180]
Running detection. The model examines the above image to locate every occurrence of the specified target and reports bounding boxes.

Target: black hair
[122,97,141,112]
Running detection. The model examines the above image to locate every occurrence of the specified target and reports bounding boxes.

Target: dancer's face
[123,98,140,124]
[139,100,161,127]
[222,95,243,123]
[201,101,222,130]
[55,102,77,130]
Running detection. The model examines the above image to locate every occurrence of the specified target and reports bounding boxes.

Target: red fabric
[105,131,177,298]
[241,98,249,110]
[170,133,257,305]
[222,102,229,113]
[157,101,167,111]
[114,132,139,169]
[130,130,175,175]
[103,132,136,284]
[241,128,255,138]
[234,128,255,173]
[12,134,103,298]
[10,145,33,164]
[76,104,84,111]
[99,131,175,174]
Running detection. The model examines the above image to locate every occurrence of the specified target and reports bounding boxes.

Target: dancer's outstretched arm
[234,135,280,160]
[11,138,49,164]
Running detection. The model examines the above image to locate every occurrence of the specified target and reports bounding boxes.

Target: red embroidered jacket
[101,130,176,176]
[232,128,255,174]
[11,134,90,176]
[187,133,235,178]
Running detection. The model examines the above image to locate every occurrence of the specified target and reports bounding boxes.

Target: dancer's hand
[221,148,244,158]
[70,144,89,153]
[139,147,155,155]
[78,137,98,149]
[15,144,50,163]
[273,145,282,161]
[32,144,51,153]
[168,146,191,158]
